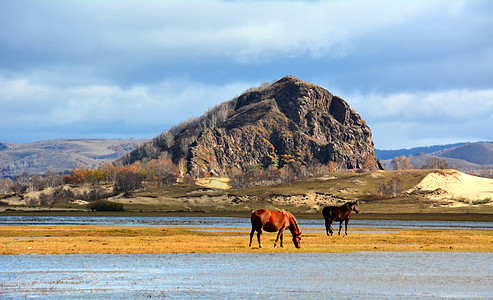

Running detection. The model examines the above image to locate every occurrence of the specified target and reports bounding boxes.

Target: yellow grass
[1,226,492,254]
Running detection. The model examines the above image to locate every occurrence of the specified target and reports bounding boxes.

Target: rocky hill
[0,139,148,177]
[117,76,380,175]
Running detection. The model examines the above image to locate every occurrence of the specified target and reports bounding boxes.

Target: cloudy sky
[1,1,492,149]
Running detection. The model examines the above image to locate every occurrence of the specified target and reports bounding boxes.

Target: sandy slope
[408,170,493,201]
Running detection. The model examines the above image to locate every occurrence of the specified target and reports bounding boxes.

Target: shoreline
[1,210,492,222]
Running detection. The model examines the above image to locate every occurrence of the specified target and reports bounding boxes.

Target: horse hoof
[274,244,277,248]
[259,244,263,248]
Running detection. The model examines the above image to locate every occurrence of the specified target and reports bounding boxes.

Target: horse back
[322,205,349,222]
[251,209,288,232]
[322,206,336,220]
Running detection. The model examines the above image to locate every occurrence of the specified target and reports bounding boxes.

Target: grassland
[1,225,492,254]
[2,169,492,220]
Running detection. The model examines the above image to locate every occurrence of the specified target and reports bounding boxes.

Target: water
[1,252,491,299]
[1,215,492,230]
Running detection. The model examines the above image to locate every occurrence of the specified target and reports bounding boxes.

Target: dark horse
[322,201,359,236]
[249,209,302,248]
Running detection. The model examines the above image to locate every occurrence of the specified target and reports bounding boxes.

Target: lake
[1,252,492,299]
[1,215,493,231]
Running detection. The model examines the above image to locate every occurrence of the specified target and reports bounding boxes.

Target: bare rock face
[117,76,379,175]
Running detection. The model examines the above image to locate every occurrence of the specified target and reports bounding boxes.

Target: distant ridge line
[375,142,493,160]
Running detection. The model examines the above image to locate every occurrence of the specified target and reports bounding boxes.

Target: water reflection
[1,252,492,299]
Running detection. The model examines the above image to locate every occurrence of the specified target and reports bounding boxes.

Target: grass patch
[1,226,491,254]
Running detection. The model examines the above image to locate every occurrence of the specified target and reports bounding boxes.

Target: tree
[391,155,412,170]
[377,182,387,197]
[387,177,402,198]
[114,166,143,194]
[146,157,178,187]
[178,158,188,176]
[0,178,13,194]
[422,157,449,170]
[362,154,377,170]
[12,172,29,194]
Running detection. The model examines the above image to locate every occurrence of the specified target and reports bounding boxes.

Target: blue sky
[1,1,492,149]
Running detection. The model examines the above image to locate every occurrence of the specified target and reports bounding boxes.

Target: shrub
[472,198,492,205]
[88,200,124,212]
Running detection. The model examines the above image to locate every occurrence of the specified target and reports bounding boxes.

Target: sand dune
[408,170,493,201]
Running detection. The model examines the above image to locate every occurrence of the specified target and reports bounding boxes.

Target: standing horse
[249,209,302,248]
[322,201,359,236]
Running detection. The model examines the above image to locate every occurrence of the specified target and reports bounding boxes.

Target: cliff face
[117,76,379,175]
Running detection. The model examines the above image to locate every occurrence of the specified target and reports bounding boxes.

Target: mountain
[436,143,493,165]
[117,76,380,175]
[375,142,469,160]
[0,139,148,177]
[380,142,493,171]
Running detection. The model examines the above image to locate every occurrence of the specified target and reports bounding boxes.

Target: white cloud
[0,1,454,65]
[1,0,492,147]
[0,76,250,140]
[347,89,493,149]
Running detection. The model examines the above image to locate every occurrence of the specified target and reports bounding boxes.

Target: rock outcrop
[117,76,380,175]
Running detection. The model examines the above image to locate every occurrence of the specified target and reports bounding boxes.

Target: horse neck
[288,214,301,235]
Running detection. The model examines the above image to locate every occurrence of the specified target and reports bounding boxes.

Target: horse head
[292,232,302,248]
[288,213,302,248]
[352,202,360,214]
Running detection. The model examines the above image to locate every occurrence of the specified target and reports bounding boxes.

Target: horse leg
[338,221,343,235]
[325,219,333,236]
[257,229,263,248]
[249,228,255,247]
[344,219,349,235]
[274,229,285,248]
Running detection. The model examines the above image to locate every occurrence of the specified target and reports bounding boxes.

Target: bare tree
[377,182,387,197]
[0,178,13,194]
[391,155,412,170]
[387,177,402,198]
[422,157,449,169]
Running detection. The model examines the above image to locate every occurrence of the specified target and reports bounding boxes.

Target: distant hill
[0,139,148,177]
[116,76,380,175]
[436,143,493,165]
[375,142,469,160]
[379,142,493,171]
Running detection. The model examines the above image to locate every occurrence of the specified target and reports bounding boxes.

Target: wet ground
[1,252,492,299]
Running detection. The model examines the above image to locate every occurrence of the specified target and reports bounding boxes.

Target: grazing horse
[322,201,359,236]
[249,209,302,248]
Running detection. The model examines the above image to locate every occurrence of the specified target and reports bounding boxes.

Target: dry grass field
[1,225,492,254]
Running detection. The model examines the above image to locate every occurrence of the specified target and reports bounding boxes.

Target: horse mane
[287,211,301,234]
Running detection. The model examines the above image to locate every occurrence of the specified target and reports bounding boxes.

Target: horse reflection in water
[249,209,302,248]
[322,201,360,236]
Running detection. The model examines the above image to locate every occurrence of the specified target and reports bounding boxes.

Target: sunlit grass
[1,226,491,254]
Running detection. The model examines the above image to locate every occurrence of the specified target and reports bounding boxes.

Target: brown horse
[249,209,302,248]
[322,201,359,236]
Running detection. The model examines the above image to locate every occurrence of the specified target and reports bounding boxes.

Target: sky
[1,1,492,150]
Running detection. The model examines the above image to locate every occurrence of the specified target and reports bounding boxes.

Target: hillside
[437,143,493,165]
[117,76,380,175]
[0,139,148,177]
[375,142,469,160]
[380,142,493,171]
[2,169,492,216]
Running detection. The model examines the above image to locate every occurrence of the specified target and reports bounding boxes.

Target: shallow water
[1,216,492,231]
[1,252,492,299]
